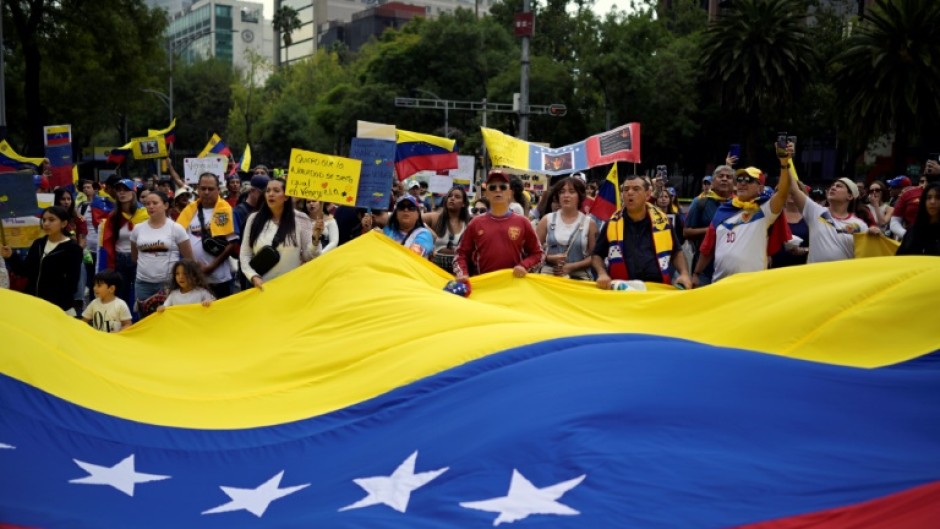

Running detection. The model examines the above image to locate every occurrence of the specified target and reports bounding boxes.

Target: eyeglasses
[735,176,758,185]
[397,204,417,211]
[471,207,488,214]
[868,188,882,193]
[487,183,509,192]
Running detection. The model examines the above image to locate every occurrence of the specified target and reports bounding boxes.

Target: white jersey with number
[803,200,868,263]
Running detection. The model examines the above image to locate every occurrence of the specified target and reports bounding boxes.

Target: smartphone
[787,136,797,150]
[776,132,788,150]
[728,144,741,158]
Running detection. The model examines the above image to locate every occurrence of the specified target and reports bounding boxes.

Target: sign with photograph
[131,136,168,160]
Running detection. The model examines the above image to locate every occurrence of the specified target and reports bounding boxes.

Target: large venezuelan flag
[0,140,44,173]
[1,234,939,528]
[395,129,458,180]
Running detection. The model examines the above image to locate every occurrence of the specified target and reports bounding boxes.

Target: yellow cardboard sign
[131,136,168,160]
[481,127,530,171]
[285,149,362,206]
[1,217,42,248]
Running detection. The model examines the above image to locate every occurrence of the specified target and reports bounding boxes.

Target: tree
[5,0,168,153]
[273,5,302,66]
[172,59,236,153]
[700,0,819,160]
[830,0,940,173]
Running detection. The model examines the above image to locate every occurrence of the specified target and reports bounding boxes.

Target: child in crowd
[157,259,215,311]
[82,270,133,333]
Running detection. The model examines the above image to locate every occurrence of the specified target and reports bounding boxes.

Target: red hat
[485,170,511,183]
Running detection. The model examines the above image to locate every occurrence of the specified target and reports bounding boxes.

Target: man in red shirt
[890,161,940,239]
[454,170,543,279]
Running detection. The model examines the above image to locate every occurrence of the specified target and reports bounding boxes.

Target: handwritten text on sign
[184,156,227,185]
[286,149,362,206]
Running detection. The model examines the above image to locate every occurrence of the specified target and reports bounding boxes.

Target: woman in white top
[240,178,319,289]
[130,191,193,316]
[789,175,879,263]
[536,177,597,280]
[302,199,337,253]
[423,186,470,271]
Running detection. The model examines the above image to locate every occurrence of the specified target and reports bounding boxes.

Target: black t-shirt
[594,215,677,283]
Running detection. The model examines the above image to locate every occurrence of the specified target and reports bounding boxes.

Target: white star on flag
[0,443,14,449]
[460,469,586,526]
[339,450,448,513]
[69,454,170,496]
[202,471,309,518]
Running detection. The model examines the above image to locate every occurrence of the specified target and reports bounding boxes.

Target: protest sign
[428,174,454,195]
[356,120,396,141]
[132,136,168,160]
[1,217,42,248]
[449,155,476,198]
[349,138,396,211]
[183,156,227,185]
[44,124,73,188]
[286,149,362,206]
[0,172,42,220]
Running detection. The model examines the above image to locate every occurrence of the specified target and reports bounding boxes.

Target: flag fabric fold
[1,234,938,529]
[588,163,621,221]
[394,129,457,180]
[106,141,134,165]
[198,133,232,159]
[0,140,44,173]
[148,118,177,146]
[232,144,251,175]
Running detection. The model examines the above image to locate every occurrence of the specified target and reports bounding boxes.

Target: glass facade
[214,4,233,64]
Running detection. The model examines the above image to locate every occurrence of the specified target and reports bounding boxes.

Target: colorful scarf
[605,204,674,284]
[97,207,149,271]
[176,199,236,237]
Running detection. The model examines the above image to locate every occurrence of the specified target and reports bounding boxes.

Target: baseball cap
[702,175,712,183]
[837,177,860,199]
[249,174,270,191]
[175,185,194,197]
[735,167,766,185]
[403,178,420,190]
[115,178,137,191]
[888,176,911,188]
[571,172,587,182]
[396,195,420,209]
[485,170,511,183]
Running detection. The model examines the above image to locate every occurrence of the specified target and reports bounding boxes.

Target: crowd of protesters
[2,142,939,332]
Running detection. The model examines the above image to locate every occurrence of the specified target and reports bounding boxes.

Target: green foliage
[830,0,940,154]
[173,59,236,153]
[700,0,820,160]
[5,0,169,152]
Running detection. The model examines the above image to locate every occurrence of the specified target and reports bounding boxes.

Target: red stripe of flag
[734,480,940,529]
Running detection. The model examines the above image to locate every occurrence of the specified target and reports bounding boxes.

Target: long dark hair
[53,188,78,219]
[898,182,940,255]
[247,178,298,247]
[42,206,71,238]
[109,187,139,244]
[432,186,470,237]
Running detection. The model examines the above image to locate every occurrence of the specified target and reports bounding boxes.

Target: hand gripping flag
[395,129,458,180]
[1,234,939,529]
[198,133,233,159]
[148,118,177,146]
[588,163,621,221]
[0,140,44,173]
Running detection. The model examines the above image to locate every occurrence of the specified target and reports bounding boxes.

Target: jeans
[209,280,233,300]
[114,252,138,321]
[135,280,166,318]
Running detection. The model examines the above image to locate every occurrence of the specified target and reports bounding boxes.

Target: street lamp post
[415,88,448,138]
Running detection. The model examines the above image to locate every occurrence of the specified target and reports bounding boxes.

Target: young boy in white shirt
[82,270,132,333]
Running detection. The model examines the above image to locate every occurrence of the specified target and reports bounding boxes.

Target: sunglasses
[868,188,882,193]
[735,176,758,185]
[487,183,510,192]
[397,203,417,211]
[471,207,488,214]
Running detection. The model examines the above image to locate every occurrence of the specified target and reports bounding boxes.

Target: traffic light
[548,104,567,117]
